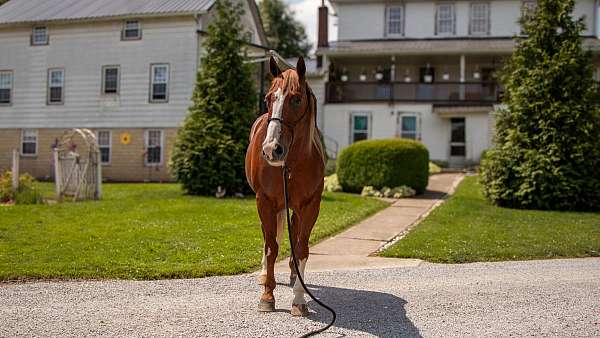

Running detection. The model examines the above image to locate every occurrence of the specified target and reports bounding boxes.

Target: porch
[325,54,505,104]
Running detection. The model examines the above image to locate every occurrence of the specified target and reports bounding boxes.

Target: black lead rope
[283,164,336,337]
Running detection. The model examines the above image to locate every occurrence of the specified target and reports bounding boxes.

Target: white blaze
[292,258,307,305]
[262,87,286,161]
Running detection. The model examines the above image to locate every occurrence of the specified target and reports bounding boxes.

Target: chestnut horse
[245,56,325,317]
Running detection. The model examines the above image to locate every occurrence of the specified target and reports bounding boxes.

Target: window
[145,129,163,165]
[102,66,120,95]
[351,113,370,143]
[21,129,37,156]
[470,3,490,35]
[47,68,64,104]
[150,64,169,102]
[387,6,404,36]
[97,130,111,165]
[31,26,48,45]
[450,118,466,156]
[0,71,12,105]
[436,3,456,35]
[122,21,141,40]
[400,115,419,140]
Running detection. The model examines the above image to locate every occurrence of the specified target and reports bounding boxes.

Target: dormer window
[435,4,456,36]
[386,6,404,37]
[122,20,141,40]
[31,26,48,45]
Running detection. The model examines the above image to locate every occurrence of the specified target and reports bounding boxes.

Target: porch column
[391,56,396,81]
[459,54,466,100]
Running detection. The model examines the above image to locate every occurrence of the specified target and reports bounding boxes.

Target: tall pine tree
[171,0,256,195]
[259,0,312,58]
[480,0,600,210]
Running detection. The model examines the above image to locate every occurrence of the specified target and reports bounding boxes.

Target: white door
[449,117,466,168]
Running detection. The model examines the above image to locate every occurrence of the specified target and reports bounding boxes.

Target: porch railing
[325,81,502,104]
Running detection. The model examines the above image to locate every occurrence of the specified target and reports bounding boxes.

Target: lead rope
[283,164,336,337]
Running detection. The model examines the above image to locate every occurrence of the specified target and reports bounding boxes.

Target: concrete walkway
[276,172,464,272]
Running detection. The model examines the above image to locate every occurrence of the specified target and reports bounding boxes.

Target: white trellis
[53,128,102,202]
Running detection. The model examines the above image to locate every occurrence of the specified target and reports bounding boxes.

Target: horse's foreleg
[256,196,282,312]
[290,195,321,317]
[258,210,284,285]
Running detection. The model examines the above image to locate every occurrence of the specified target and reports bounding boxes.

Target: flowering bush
[361,185,416,199]
[323,174,342,193]
[0,171,44,205]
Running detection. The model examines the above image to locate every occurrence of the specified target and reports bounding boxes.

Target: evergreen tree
[259,0,312,58]
[171,0,256,195]
[480,0,600,210]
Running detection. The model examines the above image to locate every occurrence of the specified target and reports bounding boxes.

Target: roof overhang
[317,37,600,57]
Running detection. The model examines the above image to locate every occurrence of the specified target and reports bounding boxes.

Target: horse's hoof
[289,275,296,286]
[291,303,309,317]
[258,300,275,312]
[257,274,267,285]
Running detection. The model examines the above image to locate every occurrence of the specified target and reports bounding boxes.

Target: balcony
[325,81,501,105]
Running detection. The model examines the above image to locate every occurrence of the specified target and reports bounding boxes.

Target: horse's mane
[265,70,325,165]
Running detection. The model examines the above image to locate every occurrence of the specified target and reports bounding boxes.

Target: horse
[245,55,325,317]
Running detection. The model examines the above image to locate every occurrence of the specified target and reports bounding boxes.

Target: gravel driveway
[1,258,598,337]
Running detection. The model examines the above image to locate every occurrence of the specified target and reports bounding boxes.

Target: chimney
[317,0,328,48]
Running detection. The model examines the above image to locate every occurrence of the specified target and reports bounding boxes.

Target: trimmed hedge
[337,139,429,194]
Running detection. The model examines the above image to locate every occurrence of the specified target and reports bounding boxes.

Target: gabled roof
[0,0,215,25]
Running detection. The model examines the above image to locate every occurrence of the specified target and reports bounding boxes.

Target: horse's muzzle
[262,142,287,166]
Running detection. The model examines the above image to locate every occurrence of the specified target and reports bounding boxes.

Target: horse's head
[262,56,309,167]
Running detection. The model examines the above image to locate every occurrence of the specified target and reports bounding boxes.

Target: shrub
[323,174,342,192]
[429,162,442,175]
[0,171,44,204]
[337,139,429,194]
[361,185,416,199]
[480,0,600,211]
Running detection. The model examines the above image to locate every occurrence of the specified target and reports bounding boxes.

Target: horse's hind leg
[256,196,281,312]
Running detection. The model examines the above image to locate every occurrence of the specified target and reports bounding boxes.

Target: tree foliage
[480,0,600,211]
[259,0,312,57]
[171,0,256,195]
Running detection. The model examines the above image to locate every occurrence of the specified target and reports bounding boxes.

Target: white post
[54,149,62,202]
[459,54,466,100]
[11,149,19,192]
[96,152,102,199]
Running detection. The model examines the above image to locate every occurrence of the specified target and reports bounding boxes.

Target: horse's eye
[291,96,301,106]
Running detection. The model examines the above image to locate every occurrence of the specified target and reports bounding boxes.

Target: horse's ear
[269,56,281,77]
[297,56,306,80]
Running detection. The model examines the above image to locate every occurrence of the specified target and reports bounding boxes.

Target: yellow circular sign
[120,133,131,145]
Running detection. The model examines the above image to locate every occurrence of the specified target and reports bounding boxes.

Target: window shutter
[384,6,388,37]
[434,6,438,35]
[453,5,457,35]
[369,113,373,139]
[349,113,353,145]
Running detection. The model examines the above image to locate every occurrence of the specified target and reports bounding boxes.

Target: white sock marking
[292,258,307,305]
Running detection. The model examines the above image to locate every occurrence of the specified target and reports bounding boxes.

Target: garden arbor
[53,128,102,201]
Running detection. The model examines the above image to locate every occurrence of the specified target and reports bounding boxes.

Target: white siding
[0,16,198,129]
[336,0,596,40]
[322,103,493,162]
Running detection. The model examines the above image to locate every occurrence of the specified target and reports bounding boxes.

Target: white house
[312,0,600,167]
[0,0,267,181]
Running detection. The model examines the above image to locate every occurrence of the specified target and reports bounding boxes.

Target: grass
[0,183,387,280]
[381,176,600,263]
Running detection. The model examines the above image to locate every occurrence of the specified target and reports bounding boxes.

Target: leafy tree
[480,0,600,211]
[259,0,311,57]
[171,0,256,195]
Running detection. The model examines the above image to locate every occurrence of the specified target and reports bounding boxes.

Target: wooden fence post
[11,149,19,192]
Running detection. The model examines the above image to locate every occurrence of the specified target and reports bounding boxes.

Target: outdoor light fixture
[442,66,450,80]
[359,68,367,81]
[473,65,481,80]
[341,67,348,82]
[404,69,411,83]
[375,66,384,81]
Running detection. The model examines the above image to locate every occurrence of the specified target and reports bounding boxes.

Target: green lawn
[0,183,387,280]
[381,176,600,263]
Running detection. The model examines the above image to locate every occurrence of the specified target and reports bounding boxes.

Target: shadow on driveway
[305,284,422,337]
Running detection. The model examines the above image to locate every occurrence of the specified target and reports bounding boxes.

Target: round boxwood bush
[337,139,429,194]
